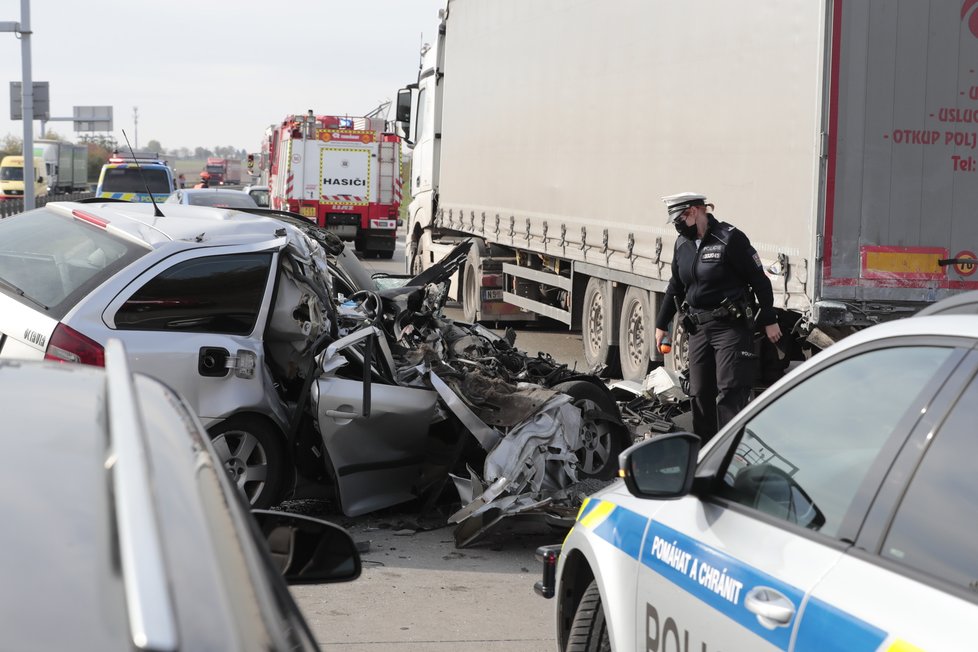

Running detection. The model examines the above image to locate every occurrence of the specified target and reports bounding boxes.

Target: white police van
[536,314,977,651]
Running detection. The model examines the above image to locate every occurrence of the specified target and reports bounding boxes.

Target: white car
[537,314,977,651]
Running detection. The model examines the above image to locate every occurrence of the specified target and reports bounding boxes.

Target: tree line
[0,132,249,183]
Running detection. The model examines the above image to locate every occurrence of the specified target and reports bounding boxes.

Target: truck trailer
[397,0,978,382]
[266,111,403,258]
[34,139,87,193]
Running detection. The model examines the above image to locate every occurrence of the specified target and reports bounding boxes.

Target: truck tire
[566,580,611,652]
[378,249,394,260]
[553,380,625,479]
[664,314,691,376]
[462,246,481,323]
[618,286,652,383]
[581,277,620,375]
[409,239,425,276]
[208,416,286,509]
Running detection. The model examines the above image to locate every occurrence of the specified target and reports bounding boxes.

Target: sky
[0,0,446,153]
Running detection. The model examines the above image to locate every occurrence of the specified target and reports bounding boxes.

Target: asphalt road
[291,232,587,651]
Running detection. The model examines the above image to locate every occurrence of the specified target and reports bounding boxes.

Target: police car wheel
[566,580,611,652]
[553,380,625,479]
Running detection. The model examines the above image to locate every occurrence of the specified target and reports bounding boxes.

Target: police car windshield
[1,167,24,181]
[102,167,171,193]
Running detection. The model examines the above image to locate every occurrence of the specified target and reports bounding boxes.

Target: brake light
[44,324,105,367]
[72,209,108,228]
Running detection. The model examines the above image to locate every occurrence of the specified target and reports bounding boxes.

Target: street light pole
[19,0,34,210]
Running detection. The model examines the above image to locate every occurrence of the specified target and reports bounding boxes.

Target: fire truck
[266,111,402,258]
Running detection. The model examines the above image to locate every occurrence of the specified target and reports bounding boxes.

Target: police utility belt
[683,298,753,325]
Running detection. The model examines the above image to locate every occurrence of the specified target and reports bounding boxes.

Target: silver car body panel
[314,327,439,516]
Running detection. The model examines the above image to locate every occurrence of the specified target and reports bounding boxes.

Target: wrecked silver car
[0,201,629,543]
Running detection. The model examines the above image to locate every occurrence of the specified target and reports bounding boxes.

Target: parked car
[2,339,360,651]
[0,200,626,542]
[537,314,976,650]
[915,289,978,316]
[165,188,259,208]
[243,184,271,208]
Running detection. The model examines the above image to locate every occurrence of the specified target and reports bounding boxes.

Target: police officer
[654,192,782,443]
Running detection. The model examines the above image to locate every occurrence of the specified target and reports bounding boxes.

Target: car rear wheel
[566,580,611,652]
[208,416,286,509]
[553,380,625,479]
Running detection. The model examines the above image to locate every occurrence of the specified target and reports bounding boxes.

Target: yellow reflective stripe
[579,499,615,530]
[884,641,925,652]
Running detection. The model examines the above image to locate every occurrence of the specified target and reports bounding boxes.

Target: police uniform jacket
[654,214,777,330]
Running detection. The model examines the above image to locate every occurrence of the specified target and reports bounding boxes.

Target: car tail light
[44,324,105,367]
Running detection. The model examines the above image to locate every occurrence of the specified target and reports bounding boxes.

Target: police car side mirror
[252,510,362,585]
[619,432,700,499]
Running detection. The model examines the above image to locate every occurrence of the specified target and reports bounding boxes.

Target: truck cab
[96,153,174,203]
[0,156,48,199]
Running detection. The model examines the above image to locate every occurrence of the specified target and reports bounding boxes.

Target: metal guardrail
[0,191,95,218]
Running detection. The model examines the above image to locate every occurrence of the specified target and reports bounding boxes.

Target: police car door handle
[744,586,795,629]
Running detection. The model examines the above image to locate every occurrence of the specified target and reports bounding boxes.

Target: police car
[536,313,977,651]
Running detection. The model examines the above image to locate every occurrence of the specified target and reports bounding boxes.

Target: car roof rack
[104,339,178,651]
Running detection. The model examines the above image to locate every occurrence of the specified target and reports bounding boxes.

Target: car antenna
[121,129,165,218]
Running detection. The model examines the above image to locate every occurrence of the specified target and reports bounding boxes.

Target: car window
[879,373,978,591]
[100,167,171,193]
[249,189,270,207]
[115,253,272,334]
[0,209,147,317]
[715,346,954,538]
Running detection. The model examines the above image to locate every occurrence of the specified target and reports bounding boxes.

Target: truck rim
[623,297,646,371]
[585,292,604,358]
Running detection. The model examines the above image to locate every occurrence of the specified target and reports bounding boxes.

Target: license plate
[482,289,503,301]
[299,206,317,218]
[370,219,397,229]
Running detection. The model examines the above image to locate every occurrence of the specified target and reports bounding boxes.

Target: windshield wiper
[0,278,48,311]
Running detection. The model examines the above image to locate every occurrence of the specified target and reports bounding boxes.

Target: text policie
[650,536,744,605]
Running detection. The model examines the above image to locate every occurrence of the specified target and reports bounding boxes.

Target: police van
[95,152,174,203]
[536,313,977,651]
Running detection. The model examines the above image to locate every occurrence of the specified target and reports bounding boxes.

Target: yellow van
[0,156,47,199]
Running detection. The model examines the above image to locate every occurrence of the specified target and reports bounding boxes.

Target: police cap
[662,192,707,223]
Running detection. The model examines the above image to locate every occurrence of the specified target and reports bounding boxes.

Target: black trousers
[686,318,756,444]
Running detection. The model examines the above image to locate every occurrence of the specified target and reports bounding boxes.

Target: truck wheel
[378,250,394,260]
[462,246,481,323]
[553,380,625,479]
[208,416,286,509]
[581,277,620,375]
[664,315,691,376]
[618,286,652,383]
[566,580,611,652]
[410,240,425,276]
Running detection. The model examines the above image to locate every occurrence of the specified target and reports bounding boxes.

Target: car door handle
[325,409,358,419]
[744,586,795,630]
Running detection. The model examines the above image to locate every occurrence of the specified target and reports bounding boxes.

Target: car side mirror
[619,432,700,499]
[252,510,362,584]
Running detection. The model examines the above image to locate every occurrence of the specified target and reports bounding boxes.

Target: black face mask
[674,220,698,240]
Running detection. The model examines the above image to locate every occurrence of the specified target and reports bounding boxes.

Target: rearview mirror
[620,432,700,499]
[395,87,413,143]
[252,510,362,584]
